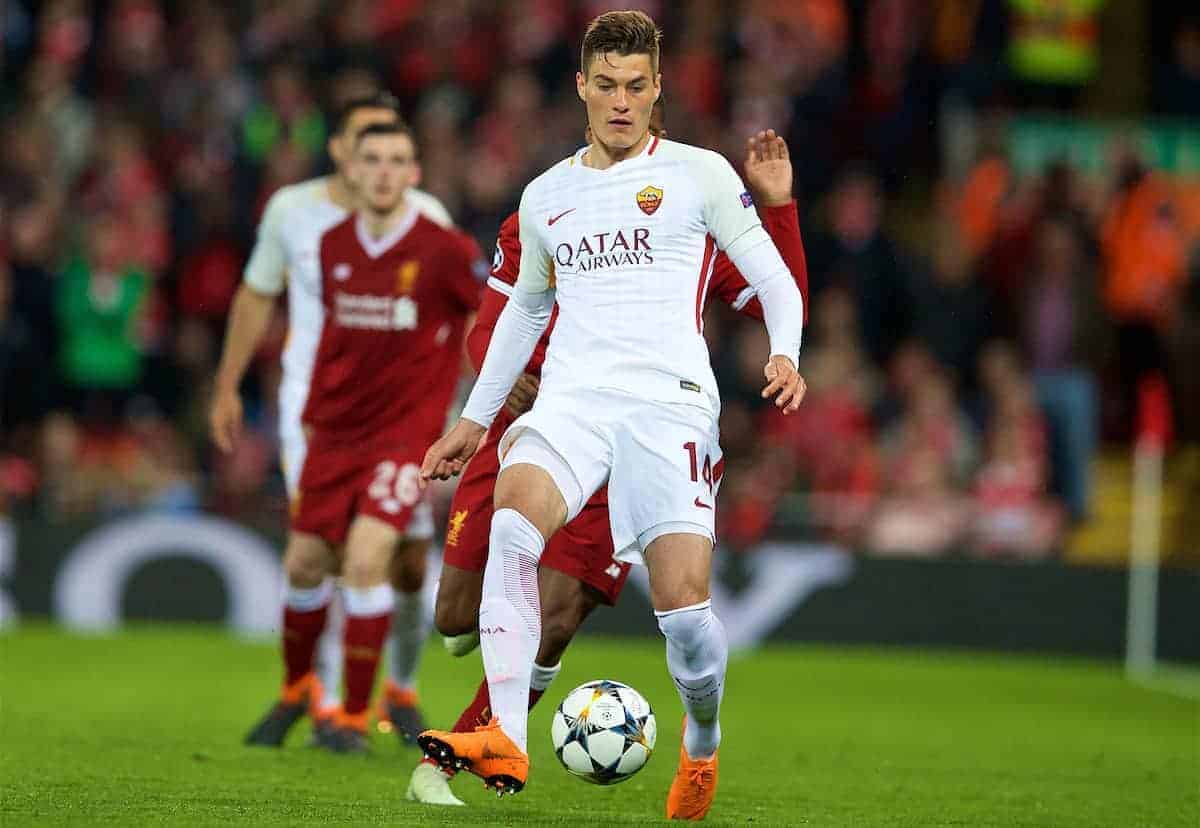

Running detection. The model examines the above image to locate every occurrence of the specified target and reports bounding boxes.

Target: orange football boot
[666,718,719,820]
[418,717,529,796]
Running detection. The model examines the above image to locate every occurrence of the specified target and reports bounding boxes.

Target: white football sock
[479,508,545,752]
[294,579,341,710]
[284,577,334,611]
[530,660,562,693]
[385,587,430,691]
[656,599,727,759]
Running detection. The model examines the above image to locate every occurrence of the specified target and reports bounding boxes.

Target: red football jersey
[304,212,484,444]
[467,201,807,377]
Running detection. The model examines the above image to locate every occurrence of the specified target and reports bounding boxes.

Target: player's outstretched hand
[420,418,488,487]
[505,373,540,418]
[761,354,806,414]
[209,388,243,453]
[744,129,792,208]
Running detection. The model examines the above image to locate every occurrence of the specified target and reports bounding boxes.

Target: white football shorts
[498,386,723,565]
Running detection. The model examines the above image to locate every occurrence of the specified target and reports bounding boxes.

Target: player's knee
[283,543,330,587]
[656,600,717,653]
[342,548,390,587]
[493,465,567,540]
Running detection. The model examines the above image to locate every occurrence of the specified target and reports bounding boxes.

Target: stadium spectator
[1151,13,1200,116]
[1020,218,1104,520]
[971,369,1063,558]
[240,59,326,169]
[1101,152,1188,436]
[55,213,151,419]
[1005,0,1105,110]
[908,218,994,387]
[807,166,912,365]
[763,287,881,542]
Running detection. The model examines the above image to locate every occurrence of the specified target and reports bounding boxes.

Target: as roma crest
[636,185,664,216]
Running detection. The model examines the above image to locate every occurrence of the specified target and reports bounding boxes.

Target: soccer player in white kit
[417,11,806,820]
[210,93,452,750]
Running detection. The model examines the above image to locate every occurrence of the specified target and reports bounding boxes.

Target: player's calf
[536,566,601,666]
[339,516,398,735]
[433,564,483,639]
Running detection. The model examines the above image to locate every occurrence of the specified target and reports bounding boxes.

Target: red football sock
[452,677,547,734]
[282,605,328,688]
[342,612,391,716]
[452,677,493,733]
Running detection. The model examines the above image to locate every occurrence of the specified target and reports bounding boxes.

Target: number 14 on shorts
[683,441,714,509]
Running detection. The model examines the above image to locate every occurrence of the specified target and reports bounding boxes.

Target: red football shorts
[442,426,631,605]
[291,431,427,547]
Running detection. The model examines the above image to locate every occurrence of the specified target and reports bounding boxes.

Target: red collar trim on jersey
[354,205,419,259]
[575,134,661,170]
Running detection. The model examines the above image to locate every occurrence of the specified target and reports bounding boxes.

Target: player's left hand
[762,354,806,414]
[744,129,792,207]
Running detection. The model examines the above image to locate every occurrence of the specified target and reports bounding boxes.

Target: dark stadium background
[1,1,1198,652]
[2,3,1198,826]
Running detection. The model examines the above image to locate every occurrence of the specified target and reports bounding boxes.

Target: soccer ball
[551,679,656,785]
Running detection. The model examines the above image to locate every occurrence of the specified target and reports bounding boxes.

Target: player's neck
[584,130,651,170]
[327,175,356,210]
[361,197,410,240]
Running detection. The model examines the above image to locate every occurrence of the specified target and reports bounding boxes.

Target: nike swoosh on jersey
[548,208,577,225]
[694,497,712,510]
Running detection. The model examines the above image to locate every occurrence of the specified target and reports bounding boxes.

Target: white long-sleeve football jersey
[462,136,804,428]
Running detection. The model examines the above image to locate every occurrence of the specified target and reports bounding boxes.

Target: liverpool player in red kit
[244,122,483,753]
[406,126,807,804]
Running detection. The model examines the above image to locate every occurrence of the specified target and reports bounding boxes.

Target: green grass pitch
[1,625,1196,826]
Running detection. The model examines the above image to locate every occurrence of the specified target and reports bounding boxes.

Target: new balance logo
[548,208,576,226]
[480,626,508,635]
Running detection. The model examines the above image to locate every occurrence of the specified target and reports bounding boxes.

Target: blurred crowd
[2,0,1199,559]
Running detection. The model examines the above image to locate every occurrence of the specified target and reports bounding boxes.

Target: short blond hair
[580,10,662,76]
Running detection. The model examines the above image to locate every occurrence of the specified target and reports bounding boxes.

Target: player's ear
[653,74,662,103]
[576,71,587,103]
[327,134,343,167]
[409,161,423,189]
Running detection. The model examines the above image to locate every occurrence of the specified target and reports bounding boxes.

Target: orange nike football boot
[666,718,719,820]
[418,717,529,796]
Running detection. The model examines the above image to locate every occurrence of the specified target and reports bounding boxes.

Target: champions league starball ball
[551,679,657,785]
